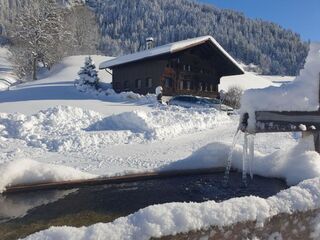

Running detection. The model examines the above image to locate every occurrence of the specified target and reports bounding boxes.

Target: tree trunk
[32,57,37,80]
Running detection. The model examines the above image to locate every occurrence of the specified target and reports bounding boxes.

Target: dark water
[0,172,287,240]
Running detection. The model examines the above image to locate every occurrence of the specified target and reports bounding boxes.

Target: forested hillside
[89,0,309,75]
[0,0,309,75]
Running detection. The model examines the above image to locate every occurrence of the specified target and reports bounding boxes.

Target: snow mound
[0,158,96,193]
[0,105,230,151]
[23,176,320,240]
[0,105,103,151]
[89,106,231,140]
[161,135,320,186]
[241,43,320,131]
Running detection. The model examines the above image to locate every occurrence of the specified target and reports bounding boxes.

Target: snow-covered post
[155,86,163,103]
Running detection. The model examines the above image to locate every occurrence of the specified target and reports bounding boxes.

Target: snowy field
[0,47,319,239]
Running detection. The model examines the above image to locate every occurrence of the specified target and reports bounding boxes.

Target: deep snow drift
[241,43,320,131]
[0,105,230,152]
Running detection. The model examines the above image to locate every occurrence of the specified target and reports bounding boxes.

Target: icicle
[248,134,255,180]
[242,133,248,186]
[223,129,241,185]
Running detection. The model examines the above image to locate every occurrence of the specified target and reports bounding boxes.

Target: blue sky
[200,0,320,41]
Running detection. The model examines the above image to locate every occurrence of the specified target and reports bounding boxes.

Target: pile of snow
[161,135,320,186]
[241,43,320,131]
[0,106,103,151]
[0,105,230,151]
[0,158,96,193]
[89,105,230,140]
[23,176,320,240]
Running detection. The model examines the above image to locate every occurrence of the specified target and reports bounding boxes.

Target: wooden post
[313,132,320,153]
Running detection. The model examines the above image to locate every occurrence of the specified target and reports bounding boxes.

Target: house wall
[112,58,167,95]
[161,49,220,98]
[112,45,224,98]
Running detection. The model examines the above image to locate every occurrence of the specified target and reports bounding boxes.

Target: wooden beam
[3,168,225,194]
[255,111,320,133]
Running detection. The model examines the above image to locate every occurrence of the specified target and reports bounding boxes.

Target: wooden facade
[104,39,244,97]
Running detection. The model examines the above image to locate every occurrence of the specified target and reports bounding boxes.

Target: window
[135,79,142,89]
[210,84,213,92]
[199,83,203,91]
[146,78,152,88]
[186,81,191,90]
[179,81,184,90]
[187,65,191,72]
[164,78,173,88]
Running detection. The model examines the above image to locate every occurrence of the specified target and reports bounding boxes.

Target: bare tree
[64,5,100,55]
[8,0,69,80]
[224,85,243,109]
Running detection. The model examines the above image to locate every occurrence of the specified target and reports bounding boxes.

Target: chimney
[146,37,154,50]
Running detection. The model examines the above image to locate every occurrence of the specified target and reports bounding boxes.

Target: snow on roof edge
[99,35,244,73]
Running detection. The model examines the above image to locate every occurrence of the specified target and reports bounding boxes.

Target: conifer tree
[76,56,99,90]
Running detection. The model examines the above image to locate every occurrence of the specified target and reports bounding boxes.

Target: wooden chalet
[99,36,244,98]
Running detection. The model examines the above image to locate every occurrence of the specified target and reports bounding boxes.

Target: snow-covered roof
[99,36,244,74]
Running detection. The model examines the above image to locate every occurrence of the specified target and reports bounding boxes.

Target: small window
[135,79,142,89]
[199,83,203,91]
[179,81,184,90]
[210,84,213,92]
[187,65,191,72]
[183,65,186,71]
[186,81,191,90]
[146,77,152,88]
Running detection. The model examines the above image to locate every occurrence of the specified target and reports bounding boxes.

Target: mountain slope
[0,0,309,75]
[89,0,308,75]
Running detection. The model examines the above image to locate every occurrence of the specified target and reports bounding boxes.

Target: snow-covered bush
[75,56,99,91]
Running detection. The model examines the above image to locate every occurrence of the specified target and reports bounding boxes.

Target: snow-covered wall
[240,43,320,132]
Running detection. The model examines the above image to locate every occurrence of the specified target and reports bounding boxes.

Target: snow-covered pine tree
[76,56,99,91]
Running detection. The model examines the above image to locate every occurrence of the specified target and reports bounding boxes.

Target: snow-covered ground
[220,72,294,91]
[0,48,319,239]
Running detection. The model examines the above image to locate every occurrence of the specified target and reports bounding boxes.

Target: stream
[0,172,287,240]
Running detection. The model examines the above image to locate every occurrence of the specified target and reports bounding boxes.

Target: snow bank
[0,105,230,151]
[23,176,320,240]
[161,135,320,186]
[0,105,104,151]
[241,43,320,131]
[0,158,96,193]
[89,106,230,140]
